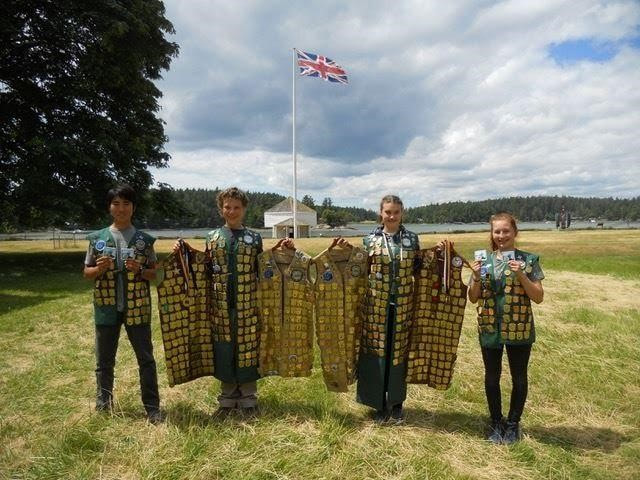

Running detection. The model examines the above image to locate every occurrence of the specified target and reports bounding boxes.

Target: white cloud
[153,0,640,208]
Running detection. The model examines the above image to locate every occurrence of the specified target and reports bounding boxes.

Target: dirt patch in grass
[538,270,640,315]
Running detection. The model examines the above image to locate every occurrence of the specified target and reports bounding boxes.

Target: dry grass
[1,230,639,479]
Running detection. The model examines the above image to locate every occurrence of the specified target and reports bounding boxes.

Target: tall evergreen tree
[301,194,315,209]
[0,1,179,230]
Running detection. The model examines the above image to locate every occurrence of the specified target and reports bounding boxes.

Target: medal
[376,272,383,280]
[355,252,364,261]
[291,269,304,282]
[322,270,333,282]
[212,263,221,273]
[264,269,274,279]
[452,256,463,268]
[243,234,253,244]
[95,240,106,252]
[135,239,146,250]
[402,237,412,247]
[350,264,362,277]
[504,269,511,276]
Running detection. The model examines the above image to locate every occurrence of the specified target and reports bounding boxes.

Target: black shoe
[146,409,165,425]
[486,418,504,444]
[373,409,389,424]
[502,421,521,445]
[390,404,405,425]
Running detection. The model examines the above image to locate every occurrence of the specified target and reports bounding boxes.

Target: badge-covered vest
[477,249,538,345]
[87,227,154,326]
[257,248,314,377]
[157,244,214,386]
[313,246,368,392]
[407,246,467,389]
[206,228,261,369]
[362,229,418,366]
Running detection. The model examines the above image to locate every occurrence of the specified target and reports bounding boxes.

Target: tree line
[134,191,639,230]
[133,189,377,230]
[403,196,640,223]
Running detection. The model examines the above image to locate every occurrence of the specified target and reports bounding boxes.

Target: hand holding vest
[155,236,471,392]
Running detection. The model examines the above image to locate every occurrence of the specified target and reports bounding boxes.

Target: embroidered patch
[350,264,362,277]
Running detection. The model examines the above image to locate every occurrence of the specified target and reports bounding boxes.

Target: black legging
[481,344,532,423]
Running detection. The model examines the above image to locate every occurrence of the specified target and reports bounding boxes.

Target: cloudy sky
[152,0,640,209]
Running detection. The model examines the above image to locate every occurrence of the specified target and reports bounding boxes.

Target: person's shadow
[156,397,629,453]
[526,425,628,452]
[166,396,364,430]
[402,408,628,452]
[402,408,485,436]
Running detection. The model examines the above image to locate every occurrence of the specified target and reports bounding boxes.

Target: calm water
[128,220,640,238]
[4,220,638,241]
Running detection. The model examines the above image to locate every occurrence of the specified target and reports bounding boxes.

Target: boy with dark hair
[83,184,164,424]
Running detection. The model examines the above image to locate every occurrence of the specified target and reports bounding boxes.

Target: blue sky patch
[549,38,619,64]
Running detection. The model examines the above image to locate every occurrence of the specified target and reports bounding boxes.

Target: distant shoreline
[2,221,638,241]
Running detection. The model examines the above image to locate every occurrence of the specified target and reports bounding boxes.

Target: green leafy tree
[0,0,179,230]
[139,183,191,228]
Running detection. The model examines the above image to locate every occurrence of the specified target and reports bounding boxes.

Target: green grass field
[1,230,639,479]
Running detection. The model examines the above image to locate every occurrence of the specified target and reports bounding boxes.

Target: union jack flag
[296,50,348,84]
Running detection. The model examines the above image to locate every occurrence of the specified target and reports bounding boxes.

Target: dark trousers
[481,344,532,423]
[95,319,160,413]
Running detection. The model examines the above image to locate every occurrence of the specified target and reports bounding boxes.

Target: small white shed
[264,197,317,238]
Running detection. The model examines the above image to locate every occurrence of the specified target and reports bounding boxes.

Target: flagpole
[292,47,298,239]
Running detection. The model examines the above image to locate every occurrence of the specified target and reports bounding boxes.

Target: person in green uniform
[468,212,544,444]
[83,184,163,424]
[177,187,263,416]
[352,194,420,424]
